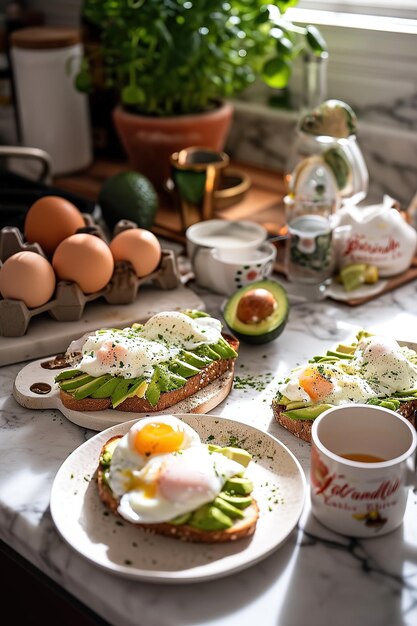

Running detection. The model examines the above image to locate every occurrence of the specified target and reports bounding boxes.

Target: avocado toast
[97,424,259,544]
[55,310,238,413]
[273,331,417,442]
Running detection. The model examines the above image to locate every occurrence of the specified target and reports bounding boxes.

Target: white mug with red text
[310,404,417,537]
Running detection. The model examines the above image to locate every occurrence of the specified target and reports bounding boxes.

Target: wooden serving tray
[54,159,287,244]
[273,239,417,306]
[53,158,417,307]
[326,262,417,306]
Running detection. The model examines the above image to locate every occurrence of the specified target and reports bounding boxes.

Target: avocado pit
[236,288,277,324]
[223,279,289,345]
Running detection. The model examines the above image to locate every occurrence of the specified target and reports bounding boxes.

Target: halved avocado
[223,279,289,345]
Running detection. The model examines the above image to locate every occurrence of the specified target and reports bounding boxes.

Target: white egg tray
[0,222,180,337]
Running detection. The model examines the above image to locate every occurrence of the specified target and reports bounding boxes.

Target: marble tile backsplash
[226,102,417,210]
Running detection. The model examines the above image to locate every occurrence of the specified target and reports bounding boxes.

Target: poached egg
[278,334,417,406]
[107,416,245,524]
[78,311,223,379]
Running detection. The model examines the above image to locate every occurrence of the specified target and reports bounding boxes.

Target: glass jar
[301,51,328,111]
[284,194,335,287]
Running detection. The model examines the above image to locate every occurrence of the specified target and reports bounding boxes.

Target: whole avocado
[99,171,158,230]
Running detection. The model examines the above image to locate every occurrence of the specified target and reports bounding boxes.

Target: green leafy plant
[77,0,327,117]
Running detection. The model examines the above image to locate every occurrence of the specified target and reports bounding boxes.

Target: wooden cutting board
[0,284,203,367]
[13,358,234,431]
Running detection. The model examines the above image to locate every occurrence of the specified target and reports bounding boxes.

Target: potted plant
[77,0,326,188]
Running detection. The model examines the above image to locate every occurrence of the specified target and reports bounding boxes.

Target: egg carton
[0,222,180,337]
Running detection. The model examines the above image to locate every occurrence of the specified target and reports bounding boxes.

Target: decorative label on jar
[287,214,333,284]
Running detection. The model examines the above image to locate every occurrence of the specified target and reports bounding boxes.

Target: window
[297,1,417,20]
[278,1,417,130]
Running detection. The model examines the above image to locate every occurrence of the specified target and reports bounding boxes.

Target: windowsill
[230,7,417,139]
[287,7,417,35]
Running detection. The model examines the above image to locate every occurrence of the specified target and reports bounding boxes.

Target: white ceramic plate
[325,279,387,302]
[50,413,306,583]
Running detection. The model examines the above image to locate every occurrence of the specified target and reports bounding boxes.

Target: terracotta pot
[112,101,234,189]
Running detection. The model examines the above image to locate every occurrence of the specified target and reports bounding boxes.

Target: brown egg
[24,195,85,255]
[52,234,114,293]
[0,251,56,308]
[109,229,161,277]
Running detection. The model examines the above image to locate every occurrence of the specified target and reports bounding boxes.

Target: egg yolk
[134,423,185,456]
[299,367,333,402]
[130,475,158,499]
[96,341,128,367]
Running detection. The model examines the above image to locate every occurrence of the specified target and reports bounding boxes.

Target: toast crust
[272,400,313,443]
[272,399,417,444]
[97,436,259,544]
[60,334,239,413]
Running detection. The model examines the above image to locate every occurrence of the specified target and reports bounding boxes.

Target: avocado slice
[282,403,334,420]
[223,476,254,496]
[169,360,200,378]
[91,377,120,399]
[285,400,313,410]
[324,349,353,360]
[145,378,161,407]
[59,373,95,391]
[219,491,253,510]
[181,350,211,369]
[223,279,289,345]
[208,444,252,468]
[73,374,112,400]
[182,309,210,320]
[209,340,238,359]
[335,343,356,355]
[54,368,83,382]
[195,345,221,361]
[189,504,233,530]
[169,512,192,525]
[111,379,132,408]
[214,496,245,519]
[154,365,187,392]
[127,379,148,399]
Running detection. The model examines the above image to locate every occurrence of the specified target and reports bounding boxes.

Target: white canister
[10,27,92,176]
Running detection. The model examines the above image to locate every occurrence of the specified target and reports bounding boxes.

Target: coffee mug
[185,219,268,290]
[310,404,417,537]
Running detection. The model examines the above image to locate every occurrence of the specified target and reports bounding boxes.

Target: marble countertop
[1,278,417,626]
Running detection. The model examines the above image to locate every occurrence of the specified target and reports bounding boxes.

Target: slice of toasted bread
[272,398,417,444]
[272,400,314,443]
[396,399,417,429]
[60,334,239,413]
[97,436,259,544]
